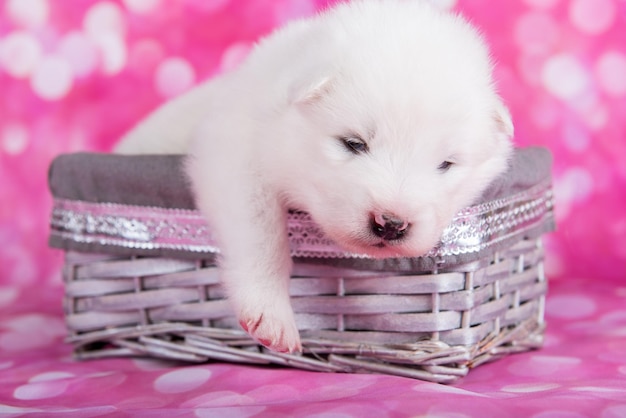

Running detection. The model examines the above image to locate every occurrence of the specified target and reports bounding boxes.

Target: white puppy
[116,0,514,353]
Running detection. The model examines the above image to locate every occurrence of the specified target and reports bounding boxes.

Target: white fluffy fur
[116,0,514,353]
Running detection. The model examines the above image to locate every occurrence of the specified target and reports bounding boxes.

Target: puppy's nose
[371,213,410,241]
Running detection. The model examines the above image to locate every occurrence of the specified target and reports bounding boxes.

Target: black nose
[371,213,410,241]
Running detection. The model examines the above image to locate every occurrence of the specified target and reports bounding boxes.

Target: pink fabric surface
[2,279,626,416]
[1,0,625,416]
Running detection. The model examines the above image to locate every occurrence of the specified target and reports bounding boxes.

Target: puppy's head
[278,4,514,258]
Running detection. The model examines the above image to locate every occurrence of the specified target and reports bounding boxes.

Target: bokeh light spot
[541,54,590,101]
[0,31,42,78]
[514,12,559,54]
[569,0,616,35]
[30,56,74,100]
[220,42,252,72]
[595,51,626,97]
[1,123,29,156]
[84,1,126,38]
[93,33,127,75]
[58,31,99,78]
[155,57,196,98]
[129,39,165,75]
[5,0,49,27]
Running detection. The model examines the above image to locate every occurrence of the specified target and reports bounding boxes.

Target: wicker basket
[49,148,554,383]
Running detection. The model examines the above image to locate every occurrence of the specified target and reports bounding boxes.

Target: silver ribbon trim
[50,180,554,259]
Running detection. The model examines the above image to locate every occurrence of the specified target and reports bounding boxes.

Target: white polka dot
[522,0,560,9]
[569,0,616,35]
[2,123,29,156]
[6,0,49,27]
[29,372,75,382]
[595,51,626,97]
[14,381,69,400]
[514,12,559,54]
[501,383,560,393]
[58,406,118,416]
[0,31,42,78]
[155,57,196,98]
[508,355,581,377]
[30,55,74,100]
[122,0,163,14]
[542,54,591,101]
[2,314,66,337]
[1,331,45,351]
[309,374,376,398]
[220,42,252,72]
[572,386,626,394]
[182,391,255,408]
[546,294,596,319]
[58,31,99,78]
[181,390,258,408]
[0,404,40,414]
[153,368,212,394]
[619,365,626,375]
[413,382,489,397]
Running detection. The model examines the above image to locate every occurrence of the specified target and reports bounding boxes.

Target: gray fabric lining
[48,147,552,208]
[48,147,554,272]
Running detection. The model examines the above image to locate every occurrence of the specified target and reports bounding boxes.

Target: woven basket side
[62,236,547,383]
[64,237,546,338]
[64,256,227,333]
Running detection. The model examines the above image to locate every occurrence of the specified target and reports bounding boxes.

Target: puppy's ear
[288,75,333,105]
[494,99,514,140]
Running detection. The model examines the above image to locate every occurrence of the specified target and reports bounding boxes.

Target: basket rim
[49,179,554,265]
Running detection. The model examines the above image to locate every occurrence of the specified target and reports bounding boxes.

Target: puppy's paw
[238,306,301,354]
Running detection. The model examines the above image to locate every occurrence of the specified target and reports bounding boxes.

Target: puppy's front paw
[238,305,301,354]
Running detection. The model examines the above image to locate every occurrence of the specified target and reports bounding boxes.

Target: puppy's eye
[339,135,369,154]
[438,160,454,172]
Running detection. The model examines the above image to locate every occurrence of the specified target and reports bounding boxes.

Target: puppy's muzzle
[371,213,410,241]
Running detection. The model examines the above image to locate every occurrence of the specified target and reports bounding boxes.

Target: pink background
[1,0,626,416]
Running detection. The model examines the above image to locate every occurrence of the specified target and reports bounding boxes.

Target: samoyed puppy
[116,0,514,353]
